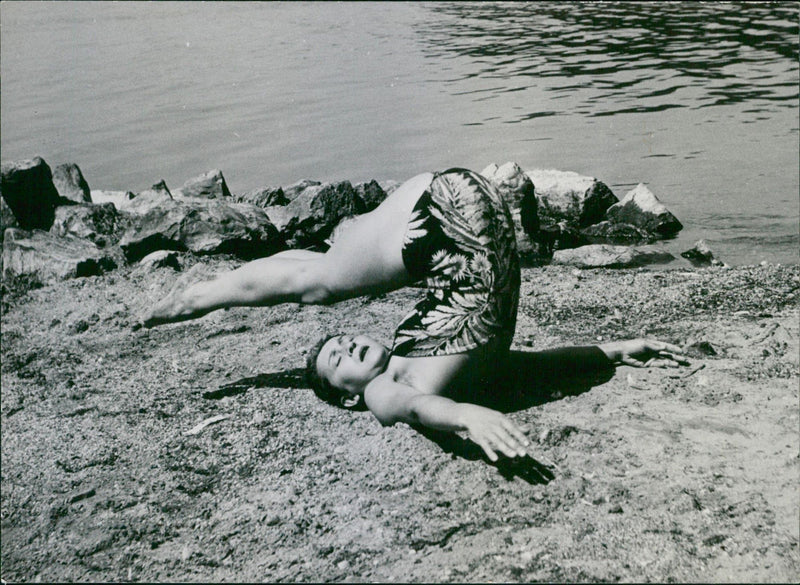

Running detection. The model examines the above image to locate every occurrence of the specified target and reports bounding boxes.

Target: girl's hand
[600,339,689,368]
[457,404,530,462]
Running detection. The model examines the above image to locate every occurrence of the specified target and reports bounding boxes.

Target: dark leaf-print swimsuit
[392,168,521,357]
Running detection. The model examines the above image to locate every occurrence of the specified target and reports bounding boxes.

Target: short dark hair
[305,334,365,410]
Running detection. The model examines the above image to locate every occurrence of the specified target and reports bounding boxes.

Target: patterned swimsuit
[391,168,521,358]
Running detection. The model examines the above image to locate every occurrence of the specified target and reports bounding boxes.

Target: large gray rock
[3,228,117,281]
[234,186,288,207]
[283,179,322,202]
[354,180,387,212]
[52,163,91,203]
[378,180,401,196]
[50,202,121,247]
[120,181,174,214]
[481,162,540,258]
[580,220,656,245]
[1,196,20,238]
[536,222,589,255]
[91,189,136,210]
[482,162,530,209]
[552,244,675,269]
[139,250,181,270]
[0,157,62,230]
[681,239,724,267]
[265,180,367,250]
[91,182,171,214]
[605,183,682,238]
[526,169,618,230]
[118,199,281,262]
[176,169,231,199]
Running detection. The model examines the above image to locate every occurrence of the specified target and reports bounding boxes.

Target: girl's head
[305,333,389,409]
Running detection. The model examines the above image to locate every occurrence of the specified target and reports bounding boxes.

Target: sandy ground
[1,257,798,583]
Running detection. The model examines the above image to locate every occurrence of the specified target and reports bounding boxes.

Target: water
[1,1,797,266]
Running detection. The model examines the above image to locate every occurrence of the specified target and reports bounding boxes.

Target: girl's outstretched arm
[599,339,689,368]
[364,378,530,462]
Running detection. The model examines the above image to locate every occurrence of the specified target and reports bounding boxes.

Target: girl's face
[316,334,389,395]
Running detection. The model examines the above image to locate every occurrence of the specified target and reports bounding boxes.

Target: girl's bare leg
[141,172,432,327]
[141,250,325,327]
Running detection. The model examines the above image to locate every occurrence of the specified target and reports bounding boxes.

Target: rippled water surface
[2,1,797,265]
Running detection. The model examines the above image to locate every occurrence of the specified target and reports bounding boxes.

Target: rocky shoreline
[2,156,723,288]
[1,157,798,582]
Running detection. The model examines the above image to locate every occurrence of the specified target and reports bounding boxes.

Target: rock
[552,244,675,269]
[0,156,62,230]
[91,183,172,215]
[542,222,589,252]
[379,179,401,195]
[481,162,540,258]
[686,340,718,357]
[176,169,231,199]
[526,169,618,229]
[354,180,387,212]
[605,183,682,238]
[150,179,171,195]
[91,190,137,210]
[2,228,117,281]
[481,162,533,211]
[580,220,656,245]
[121,181,175,215]
[325,180,386,246]
[139,250,180,270]
[283,179,322,202]
[681,239,724,267]
[118,199,281,262]
[265,181,366,250]
[235,186,288,207]
[1,196,20,237]
[50,202,120,246]
[67,486,96,504]
[262,205,296,239]
[51,163,91,203]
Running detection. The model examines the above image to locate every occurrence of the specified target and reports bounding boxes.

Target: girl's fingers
[475,437,498,462]
[662,351,690,365]
[501,419,531,448]
[646,358,679,368]
[489,430,522,458]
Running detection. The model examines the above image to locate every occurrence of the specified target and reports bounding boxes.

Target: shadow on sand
[204,347,614,485]
[416,347,614,484]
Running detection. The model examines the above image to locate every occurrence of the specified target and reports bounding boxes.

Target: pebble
[67,486,96,504]
[337,560,350,570]
[265,514,280,526]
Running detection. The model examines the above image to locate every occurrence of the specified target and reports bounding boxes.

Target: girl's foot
[140,264,215,327]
